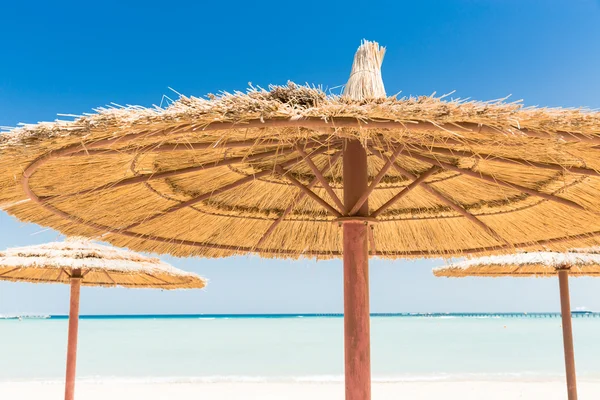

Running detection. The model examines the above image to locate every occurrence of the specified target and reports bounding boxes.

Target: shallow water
[1,316,599,382]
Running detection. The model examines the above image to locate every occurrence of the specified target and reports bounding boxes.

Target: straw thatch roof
[433,250,600,277]
[0,238,206,289]
[2,40,600,259]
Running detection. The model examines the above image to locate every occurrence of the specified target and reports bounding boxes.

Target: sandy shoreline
[3,381,600,399]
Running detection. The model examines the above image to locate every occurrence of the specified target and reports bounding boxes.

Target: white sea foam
[8,372,594,385]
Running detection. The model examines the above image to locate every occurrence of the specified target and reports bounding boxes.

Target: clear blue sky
[1,0,600,315]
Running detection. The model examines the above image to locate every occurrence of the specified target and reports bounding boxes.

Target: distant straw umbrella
[3,40,600,400]
[0,238,206,400]
[433,250,600,400]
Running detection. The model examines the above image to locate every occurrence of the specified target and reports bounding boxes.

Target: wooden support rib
[256,151,343,247]
[424,185,510,245]
[409,145,600,177]
[120,148,331,232]
[274,165,342,217]
[41,146,299,201]
[144,272,171,285]
[295,144,345,213]
[55,268,67,282]
[393,163,509,245]
[402,150,588,212]
[0,267,20,278]
[103,270,116,285]
[349,144,404,216]
[369,147,510,244]
[121,170,273,231]
[371,167,439,218]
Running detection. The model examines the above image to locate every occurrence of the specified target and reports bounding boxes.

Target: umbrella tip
[343,39,387,100]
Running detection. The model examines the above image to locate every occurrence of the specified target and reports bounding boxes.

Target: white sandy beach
[2,381,600,400]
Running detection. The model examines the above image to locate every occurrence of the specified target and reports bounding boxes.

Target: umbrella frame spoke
[370,166,438,217]
[55,268,67,281]
[120,170,276,231]
[256,151,343,248]
[0,267,20,277]
[348,144,404,216]
[274,165,343,218]
[369,147,509,245]
[103,269,116,285]
[144,272,172,285]
[91,148,332,233]
[41,146,301,200]
[294,144,345,213]
[401,149,589,212]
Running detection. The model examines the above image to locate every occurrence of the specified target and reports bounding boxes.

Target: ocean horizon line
[1,311,598,320]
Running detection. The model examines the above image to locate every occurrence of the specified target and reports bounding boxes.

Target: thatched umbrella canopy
[0,238,206,400]
[2,39,600,400]
[0,237,207,288]
[433,250,600,277]
[434,250,600,400]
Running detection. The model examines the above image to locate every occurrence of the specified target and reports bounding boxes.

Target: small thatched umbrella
[2,40,600,400]
[0,238,206,400]
[434,250,600,400]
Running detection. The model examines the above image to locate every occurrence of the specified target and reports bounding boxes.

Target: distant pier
[366,312,600,319]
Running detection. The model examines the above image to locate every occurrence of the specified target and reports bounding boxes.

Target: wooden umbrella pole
[65,269,82,400]
[342,139,371,400]
[558,268,578,400]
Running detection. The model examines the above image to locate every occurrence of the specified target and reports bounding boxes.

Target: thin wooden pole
[343,139,371,400]
[65,269,82,400]
[558,269,578,400]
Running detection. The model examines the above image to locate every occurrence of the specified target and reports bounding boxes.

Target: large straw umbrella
[2,40,600,400]
[433,250,600,400]
[0,238,206,400]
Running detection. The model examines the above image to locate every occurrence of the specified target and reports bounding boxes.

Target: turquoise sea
[2,314,600,383]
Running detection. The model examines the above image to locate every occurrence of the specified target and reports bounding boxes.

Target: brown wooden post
[65,269,82,400]
[342,139,371,400]
[558,268,578,400]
